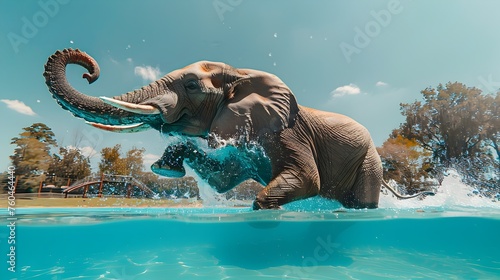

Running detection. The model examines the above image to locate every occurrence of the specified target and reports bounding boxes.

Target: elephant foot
[252,199,282,210]
[150,144,187,177]
[252,191,282,210]
[151,162,185,177]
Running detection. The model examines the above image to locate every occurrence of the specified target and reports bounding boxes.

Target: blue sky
[1,0,500,172]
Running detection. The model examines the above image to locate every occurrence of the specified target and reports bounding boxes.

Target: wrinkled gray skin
[44,49,432,209]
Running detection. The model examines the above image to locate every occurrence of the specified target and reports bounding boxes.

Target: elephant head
[43,48,298,141]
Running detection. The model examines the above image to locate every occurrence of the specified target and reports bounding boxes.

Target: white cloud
[143,153,160,167]
[1,99,36,116]
[66,145,98,158]
[376,81,388,87]
[331,83,361,98]
[134,65,161,82]
[80,146,98,158]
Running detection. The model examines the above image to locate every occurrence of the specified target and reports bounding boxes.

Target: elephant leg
[253,167,321,209]
[195,147,275,192]
[253,138,320,209]
[155,141,270,193]
[187,150,254,193]
[338,147,381,209]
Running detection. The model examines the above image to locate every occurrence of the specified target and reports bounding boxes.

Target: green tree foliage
[398,82,499,191]
[10,123,57,191]
[47,147,91,186]
[400,82,487,163]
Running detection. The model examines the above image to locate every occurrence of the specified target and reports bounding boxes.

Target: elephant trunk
[43,48,162,126]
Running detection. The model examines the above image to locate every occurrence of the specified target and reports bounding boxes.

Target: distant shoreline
[0,196,204,208]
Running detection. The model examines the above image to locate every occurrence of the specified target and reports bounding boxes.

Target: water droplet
[268,53,272,57]
[273,33,278,38]
[273,62,277,66]
[69,40,74,44]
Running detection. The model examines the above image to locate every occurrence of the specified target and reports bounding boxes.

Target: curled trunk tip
[44,48,100,85]
[43,48,164,126]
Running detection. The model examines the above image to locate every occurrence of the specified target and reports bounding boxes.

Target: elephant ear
[211,69,299,139]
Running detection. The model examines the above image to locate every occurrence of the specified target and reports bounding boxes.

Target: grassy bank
[1,196,202,208]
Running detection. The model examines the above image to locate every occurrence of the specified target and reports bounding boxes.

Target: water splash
[177,136,269,207]
[379,169,500,210]
[184,166,229,207]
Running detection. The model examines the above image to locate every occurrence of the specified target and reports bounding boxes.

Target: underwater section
[0,207,499,279]
[1,169,499,279]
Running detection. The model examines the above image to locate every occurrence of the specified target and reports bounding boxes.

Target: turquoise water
[2,204,499,280]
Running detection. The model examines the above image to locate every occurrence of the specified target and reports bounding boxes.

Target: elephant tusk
[100,96,160,115]
[86,122,151,133]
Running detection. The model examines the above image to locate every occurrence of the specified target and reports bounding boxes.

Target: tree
[399,83,499,193]
[10,123,57,191]
[98,145,145,176]
[47,147,91,186]
[400,82,487,163]
[95,146,202,198]
[1,172,11,194]
[20,122,57,145]
[225,180,263,200]
[483,92,500,163]
[124,147,146,176]
[98,144,126,175]
[137,172,200,199]
[377,131,433,193]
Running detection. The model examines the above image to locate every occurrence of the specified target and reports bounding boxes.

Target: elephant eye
[185,80,200,91]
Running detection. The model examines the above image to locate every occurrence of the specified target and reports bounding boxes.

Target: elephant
[43,48,433,209]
